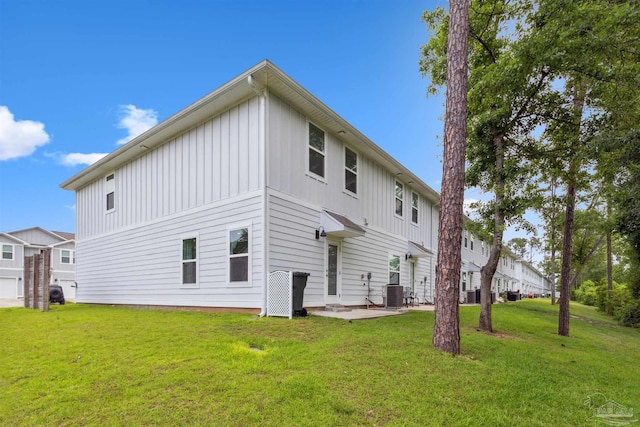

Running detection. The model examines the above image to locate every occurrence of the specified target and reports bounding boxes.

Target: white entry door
[326,240,342,304]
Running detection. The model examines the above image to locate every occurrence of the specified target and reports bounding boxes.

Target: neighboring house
[61,60,442,312]
[0,227,76,299]
[516,259,549,296]
[459,233,548,300]
[60,60,544,312]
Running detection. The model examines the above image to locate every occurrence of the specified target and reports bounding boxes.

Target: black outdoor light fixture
[315,226,327,240]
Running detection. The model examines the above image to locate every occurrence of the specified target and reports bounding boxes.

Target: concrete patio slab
[308,303,477,320]
[310,308,408,320]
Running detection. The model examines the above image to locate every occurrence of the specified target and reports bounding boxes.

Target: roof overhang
[464,262,482,272]
[49,240,75,247]
[407,241,434,258]
[320,211,365,239]
[0,233,28,245]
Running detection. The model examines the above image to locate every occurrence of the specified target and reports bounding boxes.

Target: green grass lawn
[1,300,638,426]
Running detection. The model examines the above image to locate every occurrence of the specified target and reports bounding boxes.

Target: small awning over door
[407,241,434,258]
[465,262,482,272]
[320,211,366,239]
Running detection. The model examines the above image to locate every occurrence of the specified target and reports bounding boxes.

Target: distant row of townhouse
[0,227,76,299]
[53,60,547,312]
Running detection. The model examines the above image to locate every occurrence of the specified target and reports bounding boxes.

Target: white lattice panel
[267,271,292,318]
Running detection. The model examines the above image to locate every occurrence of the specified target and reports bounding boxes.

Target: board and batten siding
[76,96,262,239]
[75,193,263,308]
[9,229,60,246]
[267,94,436,248]
[268,192,434,307]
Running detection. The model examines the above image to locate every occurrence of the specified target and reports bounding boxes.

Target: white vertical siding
[267,94,438,251]
[76,96,262,239]
[75,193,264,308]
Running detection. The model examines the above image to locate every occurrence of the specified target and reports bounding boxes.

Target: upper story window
[61,250,75,264]
[395,181,404,217]
[182,237,198,285]
[470,235,474,251]
[308,122,325,179]
[411,192,419,224]
[389,254,400,285]
[344,147,357,195]
[2,244,13,260]
[229,226,250,284]
[106,173,115,212]
[464,231,468,248]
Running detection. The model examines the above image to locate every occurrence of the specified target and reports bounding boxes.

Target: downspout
[248,75,269,317]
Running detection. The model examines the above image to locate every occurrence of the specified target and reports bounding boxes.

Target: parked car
[49,284,65,305]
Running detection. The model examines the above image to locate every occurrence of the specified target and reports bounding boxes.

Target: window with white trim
[344,147,357,195]
[470,235,474,251]
[229,227,250,284]
[308,122,325,178]
[2,244,13,260]
[462,272,467,291]
[182,237,198,285]
[395,181,403,217]
[411,192,419,224]
[106,173,115,211]
[61,249,75,264]
[464,231,468,248]
[389,254,400,285]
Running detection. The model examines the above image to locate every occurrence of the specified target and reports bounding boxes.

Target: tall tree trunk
[479,133,506,332]
[433,0,470,356]
[550,177,557,306]
[607,231,613,315]
[558,82,586,337]
[558,173,576,336]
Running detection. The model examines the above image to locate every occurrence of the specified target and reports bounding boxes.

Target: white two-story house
[0,227,76,299]
[61,60,443,312]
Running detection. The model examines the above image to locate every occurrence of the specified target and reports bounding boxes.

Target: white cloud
[116,104,158,145]
[65,204,76,212]
[60,152,108,166]
[0,106,50,160]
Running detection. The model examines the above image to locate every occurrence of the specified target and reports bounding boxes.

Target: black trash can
[292,272,310,317]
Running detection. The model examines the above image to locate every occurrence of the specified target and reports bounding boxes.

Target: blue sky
[1,0,512,240]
